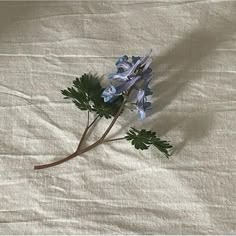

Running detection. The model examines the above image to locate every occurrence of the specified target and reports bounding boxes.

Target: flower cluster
[101,50,153,120]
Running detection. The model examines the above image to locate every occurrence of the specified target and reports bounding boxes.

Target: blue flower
[135,73,153,120]
[136,89,151,120]
[109,50,152,81]
[101,84,116,102]
[101,76,141,102]
[109,59,141,81]
[102,50,153,119]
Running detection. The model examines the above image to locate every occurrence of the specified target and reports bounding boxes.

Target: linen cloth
[0,1,235,234]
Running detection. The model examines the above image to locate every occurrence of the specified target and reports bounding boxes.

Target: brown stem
[34,106,124,170]
[76,114,99,151]
[100,103,125,140]
[86,110,90,127]
[99,88,132,141]
[34,152,78,170]
[34,115,100,170]
[103,137,126,143]
[76,111,89,151]
[34,88,132,170]
[88,115,100,129]
[76,127,89,151]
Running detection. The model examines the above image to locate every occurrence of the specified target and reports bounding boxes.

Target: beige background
[0,1,235,234]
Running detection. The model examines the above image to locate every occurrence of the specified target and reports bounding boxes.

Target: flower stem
[34,152,78,170]
[76,114,99,151]
[34,89,132,170]
[88,115,100,129]
[103,137,126,143]
[87,110,90,127]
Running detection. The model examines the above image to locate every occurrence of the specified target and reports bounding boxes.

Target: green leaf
[93,94,124,119]
[61,73,124,118]
[125,127,172,157]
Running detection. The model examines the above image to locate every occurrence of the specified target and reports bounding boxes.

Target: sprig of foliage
[93,95,124,119]
[34,52,174,170]
[61,73,124,118]
[125,127,172,158]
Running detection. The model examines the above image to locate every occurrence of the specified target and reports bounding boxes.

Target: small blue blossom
[101,76,141,102]
[101,84,116,102]
[102,50,153,119]
[136,89,152,120]
[109,59,141,81]
[109,50,152,81]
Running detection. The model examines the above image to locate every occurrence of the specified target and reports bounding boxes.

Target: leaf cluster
[61,73,124,118]
[125,127,172,157]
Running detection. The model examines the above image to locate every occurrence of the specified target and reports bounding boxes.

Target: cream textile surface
[0,1,235,235]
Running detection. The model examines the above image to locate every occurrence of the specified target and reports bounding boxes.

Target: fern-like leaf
[125,127,172,157]
[61,73,124,118]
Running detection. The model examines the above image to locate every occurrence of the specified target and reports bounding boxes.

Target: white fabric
[0,1,235,234]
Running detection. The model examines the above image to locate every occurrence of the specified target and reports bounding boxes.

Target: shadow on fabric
[149,8,236,153]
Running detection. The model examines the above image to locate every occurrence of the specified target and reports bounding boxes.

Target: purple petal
[137,89,145,102]
[116,61,132,71]
[143,58,152,72]
[132,56,141,64]
[138,109,146,120]
[143,102,151,110]
[101,85,116,102]
[135,88,152,120]
[109,59,141,81]
[145,87,153,96]
[115,55,128,65]
[115,76,141,94]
